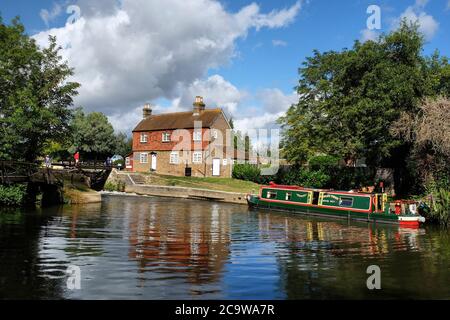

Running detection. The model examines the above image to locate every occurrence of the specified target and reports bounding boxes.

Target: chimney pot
[193,96,206,114]
[143,103,152,119]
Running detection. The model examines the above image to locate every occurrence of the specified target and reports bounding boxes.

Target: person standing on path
[74,151,80,166]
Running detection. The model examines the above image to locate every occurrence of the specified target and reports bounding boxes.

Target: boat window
[266,191,277,199]
[312,192,320,205]
[339,197,354,207]
[286,192,292,201]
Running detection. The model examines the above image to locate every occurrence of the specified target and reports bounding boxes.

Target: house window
[125,157,131,166]
[170,152,179,164]
[339,197,354,207]
[212,129,218,139]
[140,152,148,164]
[193,130,202,141]
[286,192,292,201]
[222,158,228,166]
[192,151,202,164]
[266,191,277,199]
[162,132,171,142]
[140,133,148,143]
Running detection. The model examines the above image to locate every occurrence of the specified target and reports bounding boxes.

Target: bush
[232,164,261,182]
[428,189,450,227]
[233,162,376,191]
[103,181,125,192]
[0,184,27,206]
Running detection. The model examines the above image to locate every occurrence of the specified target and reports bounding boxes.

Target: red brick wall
[133,128,211,152]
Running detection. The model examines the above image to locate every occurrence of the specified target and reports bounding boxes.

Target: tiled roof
[132,109,223,132]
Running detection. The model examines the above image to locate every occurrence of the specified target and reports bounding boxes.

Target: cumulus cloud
[257,88,298,114]
[393,0,439,40]
[175,75,245,116]
[33,0,302,116]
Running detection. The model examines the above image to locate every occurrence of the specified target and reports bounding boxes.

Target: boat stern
[398,215,426,228]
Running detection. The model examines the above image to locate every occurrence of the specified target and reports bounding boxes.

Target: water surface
[0,194,449,299]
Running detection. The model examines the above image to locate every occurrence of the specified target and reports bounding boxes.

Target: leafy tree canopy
[279,21,449,167]
[0,16,79,161]
[69,108,117,160]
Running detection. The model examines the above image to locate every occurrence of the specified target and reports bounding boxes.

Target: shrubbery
[232,163,376,190]
[0,184,27,206]
[426,189,450,227]
[232,164,261,182]
[103,181,125,192]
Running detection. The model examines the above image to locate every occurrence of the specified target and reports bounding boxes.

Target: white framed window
[193,130,202,141]
[140,133,148,143]
[222,158,228,166]
[267,191,277,199]
[170,152,179,164]
[212,129,218,139]
[192,151,202,164]
[162,132,171,142]
[125,157,131,166]
[140,152,148,164]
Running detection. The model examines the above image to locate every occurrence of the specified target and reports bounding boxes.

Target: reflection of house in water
[128,201,231,285]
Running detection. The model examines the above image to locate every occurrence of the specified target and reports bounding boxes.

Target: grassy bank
[63,179,101,204]
[141,173,260,194]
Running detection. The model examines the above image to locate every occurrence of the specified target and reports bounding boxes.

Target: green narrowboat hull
[247,195,420,226]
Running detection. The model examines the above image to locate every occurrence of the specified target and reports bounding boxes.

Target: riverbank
[63,182,101,204]
[105,170,259,205]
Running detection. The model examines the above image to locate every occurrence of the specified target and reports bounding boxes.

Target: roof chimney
[143,103,152,119]
[193,96,205,115]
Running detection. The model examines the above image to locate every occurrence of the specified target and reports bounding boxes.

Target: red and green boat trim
[246,182,426,228]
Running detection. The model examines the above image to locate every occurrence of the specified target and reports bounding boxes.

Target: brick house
[126,96,233,177]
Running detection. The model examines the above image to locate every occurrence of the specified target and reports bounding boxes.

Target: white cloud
[393,0,439,40]
[40,2,63,27]
[272,39,288,47]
[175,75,245,116]
[447,0,450,10]
[257,88,298,114]
[360,29,379,42]
[108,77,298,135]
[33,0,302,117]
[233,112,284,133]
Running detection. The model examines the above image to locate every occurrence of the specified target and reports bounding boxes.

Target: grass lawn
[148,174,260,194]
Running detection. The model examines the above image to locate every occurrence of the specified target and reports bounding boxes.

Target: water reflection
[0,195,449,300]
[128,202,231,287]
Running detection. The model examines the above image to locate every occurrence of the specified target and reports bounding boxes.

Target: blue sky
[1,0,449,133]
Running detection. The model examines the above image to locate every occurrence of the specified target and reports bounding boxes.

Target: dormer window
[140,133,148,143]
[162,132,171,142]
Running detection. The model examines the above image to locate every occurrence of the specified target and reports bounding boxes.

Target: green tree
[114,132,132,157]
[279,22,446,169]
[70,109,116,160]
[0,16,79,162]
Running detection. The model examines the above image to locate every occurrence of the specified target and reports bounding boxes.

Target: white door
[151,153,157,171]
[212,158,220,176]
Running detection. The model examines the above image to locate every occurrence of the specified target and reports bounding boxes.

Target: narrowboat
[247,182,426,228]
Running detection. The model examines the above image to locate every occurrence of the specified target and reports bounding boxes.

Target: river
[0,194,449,299]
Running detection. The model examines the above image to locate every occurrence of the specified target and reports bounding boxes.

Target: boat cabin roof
[263,182,380,197]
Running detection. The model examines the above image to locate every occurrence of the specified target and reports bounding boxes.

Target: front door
[212,158,220,176]
[151,153,157,171]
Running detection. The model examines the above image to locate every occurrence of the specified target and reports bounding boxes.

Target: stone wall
[125,184,247,205]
